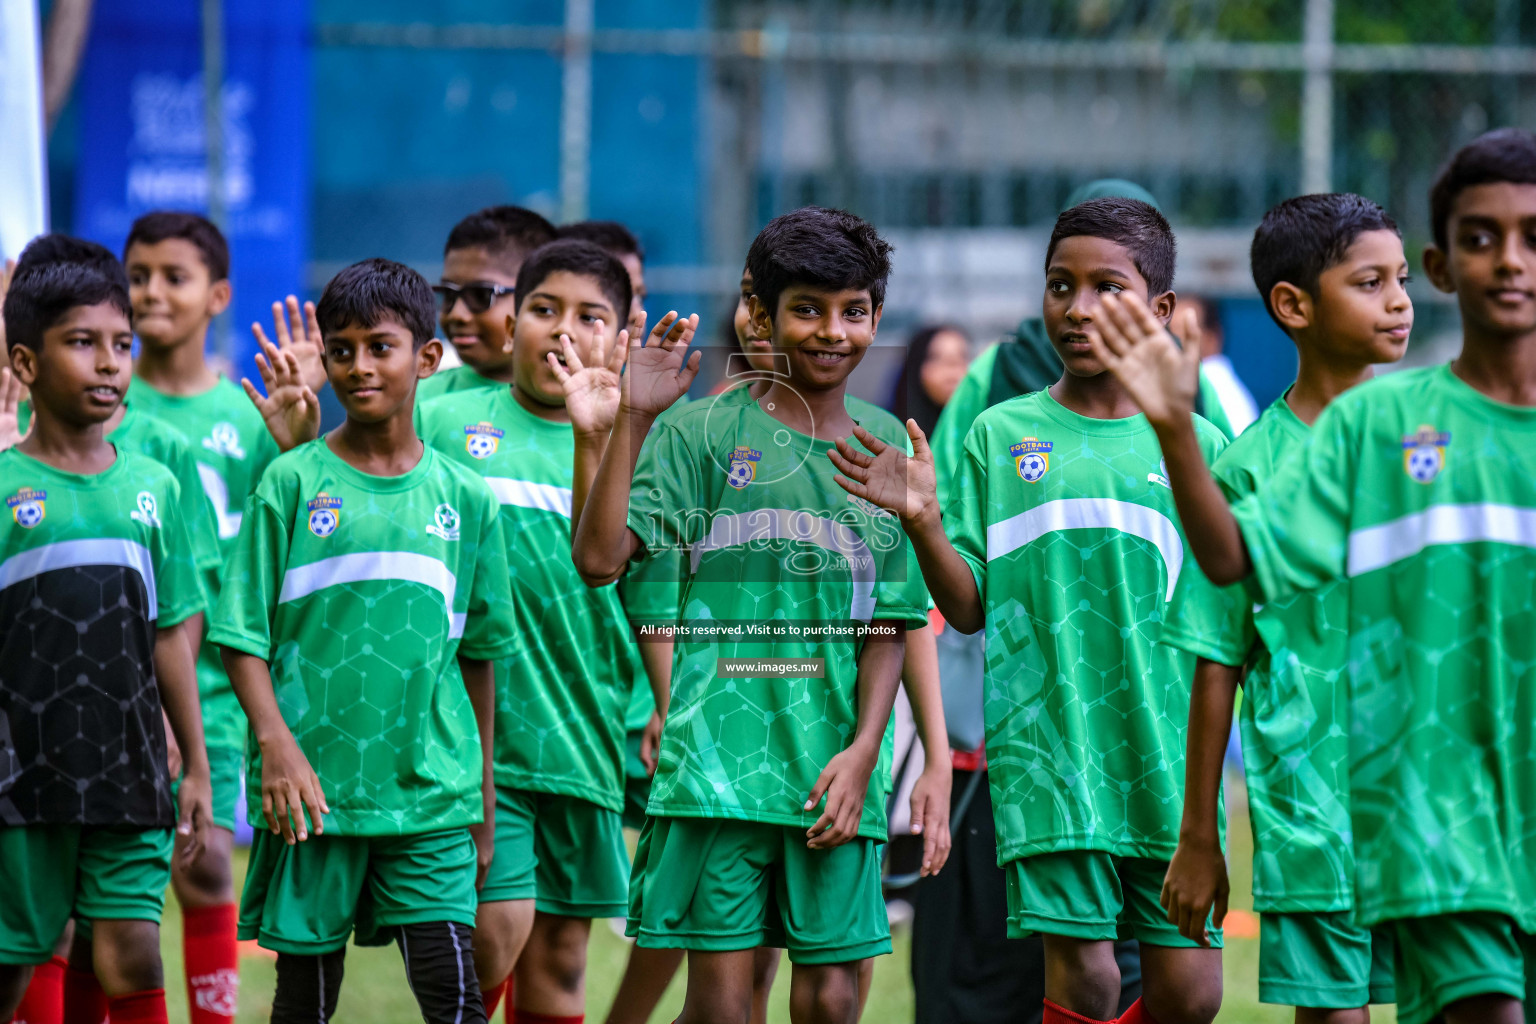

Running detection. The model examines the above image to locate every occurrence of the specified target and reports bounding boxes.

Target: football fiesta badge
[464,422,503,460]
[307,492,343,537]
[1010,437,1052,483]
[1402,425,1450,483]
[726,445,762,490]
[7,487,46,529]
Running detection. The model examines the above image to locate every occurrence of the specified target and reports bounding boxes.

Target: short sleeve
[1162,421,1249,663]
[207,494,290,659]
[1233,402,1358,602]
[871,431,931,626]
[943,422,991,602]
[931,346,995,506]
[458,496,518,661]
[618,547,684,626]
[627,422,703,558]
[152,478,207,628]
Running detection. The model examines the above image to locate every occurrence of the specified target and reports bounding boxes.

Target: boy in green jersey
[1157,194,1411,1022]
[423,206,558,402]
[835,197,1230,1024]
[1089,128,1536,1024]
[417,239,653,1022]
[0,245,212,1024]
[559,220,648,340]
[571,207,929,1024]
[210,259,516,1024]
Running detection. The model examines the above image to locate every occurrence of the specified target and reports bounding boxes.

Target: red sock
[104,989,167,1024]
[12,956,66,1024]
[509,1013,581,1024]
[62,967,107,1024]
[1042,998,1112,1024]
[1115,999,1160,1024]
[481,979,507,1019]
[181,904,238,1023]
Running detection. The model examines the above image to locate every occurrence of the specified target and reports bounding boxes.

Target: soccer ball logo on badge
[203,422,246,460]
[7,487,46,528]
[726,446,762,490]
[464,422,504,460]
[427,502,461,541]
[1401,425,1451,484]
[131,491,162,528]
[1009,437,1053,483]
[307,492,343,537]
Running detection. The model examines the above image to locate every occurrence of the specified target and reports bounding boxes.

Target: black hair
[1045,197,1176,296]
[745,207,893,322]
[444,205,558,271]
[558,220,644,264]
[123,211,231,281]
[1429,128,1536,250]
[315,258,436,347]
[4,238,132,351]
[892,323,970,438]
[1250,193,1400,330]
[514,240,633,322]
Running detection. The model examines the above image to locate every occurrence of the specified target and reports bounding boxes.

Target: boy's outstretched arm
[901,624,952,876]
[805,622,906,850]
[222,647,329,844]
[1160,657,1240,947]
[243,331,320,453]
[155,620,212,866]
[460,656,497,890]
[552,313,632,530]
[1090,294,1253,586]
[828,422,985,633]
[570,312,700,587]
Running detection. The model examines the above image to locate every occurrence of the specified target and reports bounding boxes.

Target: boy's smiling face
[747,284,880,392]
[510,270,619,408]
[1299,229,1413,365]
[322,315,439,423]
[1425,182,1536,339]
[13,302,134,426]
[1044,235,1173,378]
[439,246,521,376]
[125,238,230,351]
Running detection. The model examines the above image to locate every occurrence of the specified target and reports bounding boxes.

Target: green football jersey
[1233,364,1536,929]
[627,387,930,841]
[0,447,203,826]
[419,388,642,811]
[208,438,517,835]
[130,377,281,751]
[419,364,506,403]
[1164,394,1353,912]
[946,389,1228,863]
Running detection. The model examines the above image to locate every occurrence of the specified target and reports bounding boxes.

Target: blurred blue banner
[75,0,309,379]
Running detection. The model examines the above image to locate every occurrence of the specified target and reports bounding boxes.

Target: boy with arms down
[1158,194,1410,1022]
[835,197,1229,1024]
[209,259,515,1024]
[424,206,558,401]
[0,250,212,1024]
[1091,130,1536,1024]
[571,207,929,1024]
[418,239,652,1024]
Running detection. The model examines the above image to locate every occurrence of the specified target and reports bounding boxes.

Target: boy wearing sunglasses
[421,206,557,402]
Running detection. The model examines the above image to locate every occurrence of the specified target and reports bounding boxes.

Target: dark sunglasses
[433,282,515,315]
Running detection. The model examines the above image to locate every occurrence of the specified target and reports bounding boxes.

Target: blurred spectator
[892,324,973,437]
[1187,294,1259,439]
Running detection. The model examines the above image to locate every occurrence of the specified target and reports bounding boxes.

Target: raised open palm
[622,311,701,417]
[243,333,320,452]
[0,367,29,453]
[827,421,939,524]
[550,318,627,437]
[1089,293,1202,428]
[253,295,327,394]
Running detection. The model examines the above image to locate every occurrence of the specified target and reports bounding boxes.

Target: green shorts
[171,743,243,833]
[1004,850,1223,948]
[480,787,630,917]
[626,816,891,965]
[1390,912,1533,1024]
[1259,911,1394,1007]
[238,827,477,954]
[622,730,652,831]
[0,825,172,963]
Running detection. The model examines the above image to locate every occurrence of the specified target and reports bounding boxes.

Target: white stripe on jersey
[1347,502,1536,577]
[484,477,573,518]
[0,538,159,617]
[985,497,1184,601]
[278,551,466,638]
[196,462,243,540]
[689,508,877,621]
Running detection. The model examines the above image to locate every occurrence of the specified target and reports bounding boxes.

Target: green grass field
[152,790,1393,1023]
